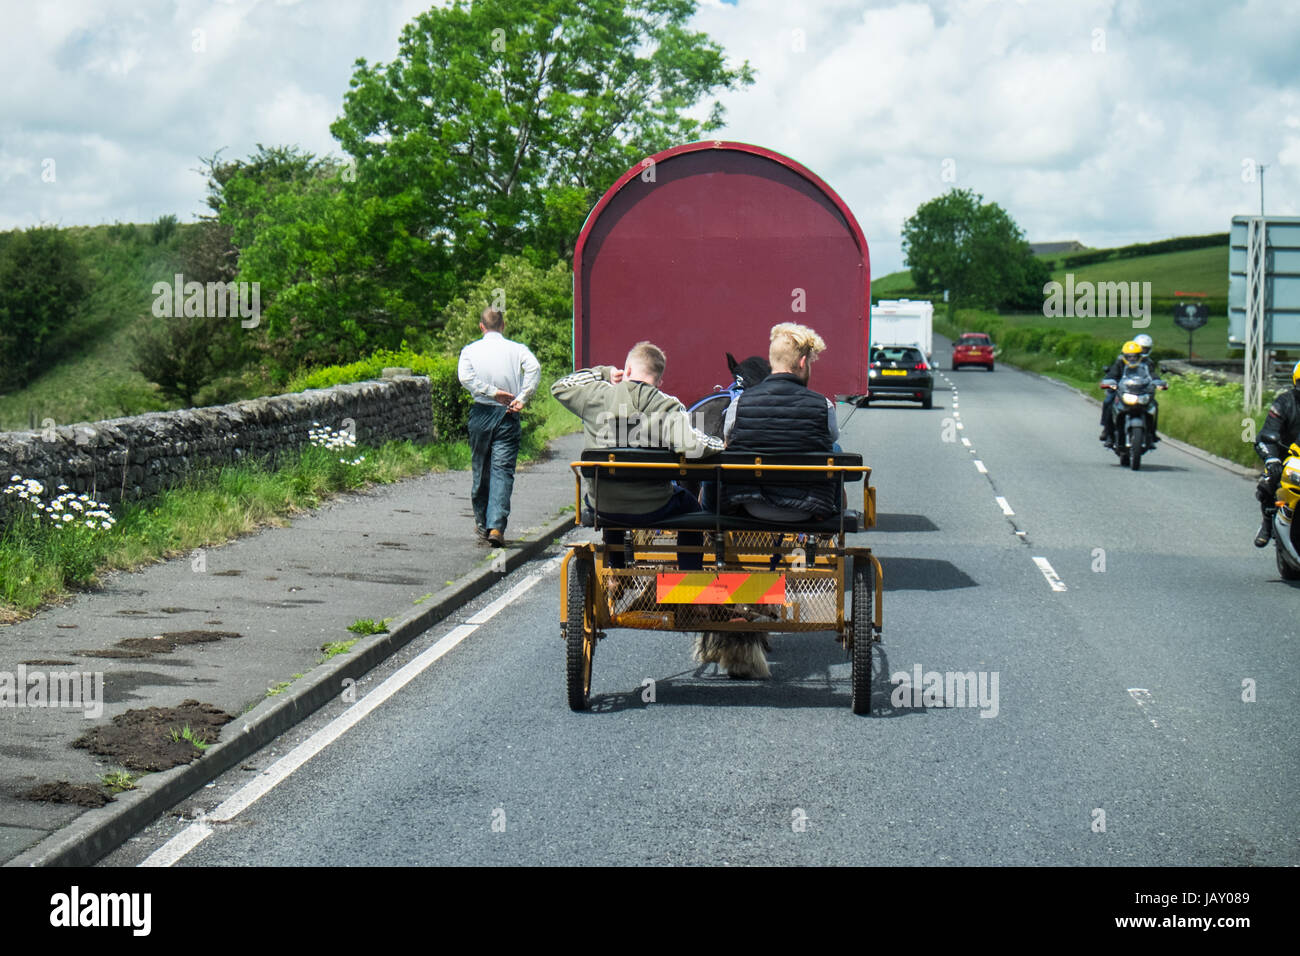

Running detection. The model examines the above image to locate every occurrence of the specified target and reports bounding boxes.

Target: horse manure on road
[19,781,112,807]
[73,699,233,772]
[75,629,242,659]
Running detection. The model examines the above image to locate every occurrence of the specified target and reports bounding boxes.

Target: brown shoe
[487,529,505,547]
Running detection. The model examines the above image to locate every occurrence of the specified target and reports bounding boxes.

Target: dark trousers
[1258,471,1280,520]
[598,486,704,571]
[468,403,521,533]
[1100,393,1116,436]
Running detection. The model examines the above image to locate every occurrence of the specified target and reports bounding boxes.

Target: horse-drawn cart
[560,448,883,713]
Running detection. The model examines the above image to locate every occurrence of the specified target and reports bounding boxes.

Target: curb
[5,509,576,868]
[1005,363,1260,481]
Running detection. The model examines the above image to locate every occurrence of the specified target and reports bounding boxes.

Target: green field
[0,225,182,430]
[1048,245,1227,301]
[874,242,1234,359]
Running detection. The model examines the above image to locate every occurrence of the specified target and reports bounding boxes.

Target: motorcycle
[1271,442,1300,581]
[1100,366,1167,471]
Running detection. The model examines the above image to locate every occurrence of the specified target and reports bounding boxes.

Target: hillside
[0,225,184,430]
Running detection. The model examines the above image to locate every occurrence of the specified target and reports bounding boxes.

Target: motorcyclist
[1134,333,1161,376]
[1099,341,1144,447]
[1253,360,1300,547]
[1133,333,1162,441]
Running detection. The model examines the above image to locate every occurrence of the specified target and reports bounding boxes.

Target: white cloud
[0,0,1295,278]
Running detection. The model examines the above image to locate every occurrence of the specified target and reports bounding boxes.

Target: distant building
[1029,240,1087,255]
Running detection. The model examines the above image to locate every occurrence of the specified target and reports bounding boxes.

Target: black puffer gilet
[723,372,837,517]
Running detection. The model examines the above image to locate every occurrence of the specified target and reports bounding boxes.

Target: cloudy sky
[2,0,1297,275]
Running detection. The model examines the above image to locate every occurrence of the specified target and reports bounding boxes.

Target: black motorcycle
[1100,366,1167,471]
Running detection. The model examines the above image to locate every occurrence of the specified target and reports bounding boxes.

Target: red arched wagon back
[573,141,871,403]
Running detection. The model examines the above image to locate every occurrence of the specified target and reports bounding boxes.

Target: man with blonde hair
[704,322,841,679]
[722,321,840,520]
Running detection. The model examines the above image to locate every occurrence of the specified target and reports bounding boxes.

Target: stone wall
[0,373,431,514]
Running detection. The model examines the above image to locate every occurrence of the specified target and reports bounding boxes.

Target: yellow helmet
[1293,360,1300,388]
[1122,341,1143,366]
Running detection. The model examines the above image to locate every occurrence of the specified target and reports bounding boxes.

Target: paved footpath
[0,432,583,863]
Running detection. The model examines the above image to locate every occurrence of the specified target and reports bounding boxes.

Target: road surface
[104,339,1298,866]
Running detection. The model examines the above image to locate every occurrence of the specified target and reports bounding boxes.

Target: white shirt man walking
[457,308,540,546]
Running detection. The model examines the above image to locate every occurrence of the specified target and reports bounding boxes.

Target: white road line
[961,437,971,447]
[140,557,561,868]
[1032,556,1068,592]
[138,821,212,868]
[974,460,987,473]
[995,496,1014,515]
[956,422,964,430]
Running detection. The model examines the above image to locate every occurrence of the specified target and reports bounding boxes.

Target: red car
[952,332,995,371]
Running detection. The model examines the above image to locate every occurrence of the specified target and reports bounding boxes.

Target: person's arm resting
[516,345,542,406]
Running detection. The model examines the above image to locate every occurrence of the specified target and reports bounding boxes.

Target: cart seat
[580,506,863,534]
[575,448,868,533]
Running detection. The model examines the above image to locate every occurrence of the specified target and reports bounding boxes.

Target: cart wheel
[850,559,875,715]
[565,557,596,711]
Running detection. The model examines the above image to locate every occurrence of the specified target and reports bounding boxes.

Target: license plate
[881,369,906,376]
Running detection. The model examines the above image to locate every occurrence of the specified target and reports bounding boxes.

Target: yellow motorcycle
[1273,442,1300,581]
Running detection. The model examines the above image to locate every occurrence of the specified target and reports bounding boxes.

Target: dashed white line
[995,496,1014,515]
[1032,556,1068,592]
[961,437,971,447]
[974,460,987,474]
[140,557,561,867]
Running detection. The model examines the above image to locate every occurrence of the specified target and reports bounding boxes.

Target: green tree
[902,188,1040,317]
[129,311,218,407]
[220,1,750,380]
[0,226,90,390]
[333,0,752,270]
[439,255,574,374]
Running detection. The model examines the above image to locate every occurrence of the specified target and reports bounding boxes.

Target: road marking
[974,460,987,474]
[1032,556,1067,591]
[138,821,212,868]
[140,556,561,867]
[996,496,1014,515]
[961,437,971,447]
[956,422,964,430]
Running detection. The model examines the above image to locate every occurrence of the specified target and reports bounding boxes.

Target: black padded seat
[581,507,862,534]
[575,448,868,533]
[576,447,866,482]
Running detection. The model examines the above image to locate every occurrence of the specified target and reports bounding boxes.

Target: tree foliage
[217,0,750,379]
[902,188,1045,315]
[439,255,574,374]
[0,227,90,390]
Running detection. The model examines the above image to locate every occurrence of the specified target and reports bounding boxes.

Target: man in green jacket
[551,341,722,569]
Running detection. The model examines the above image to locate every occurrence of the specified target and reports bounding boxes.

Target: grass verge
[0,438,473,621]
